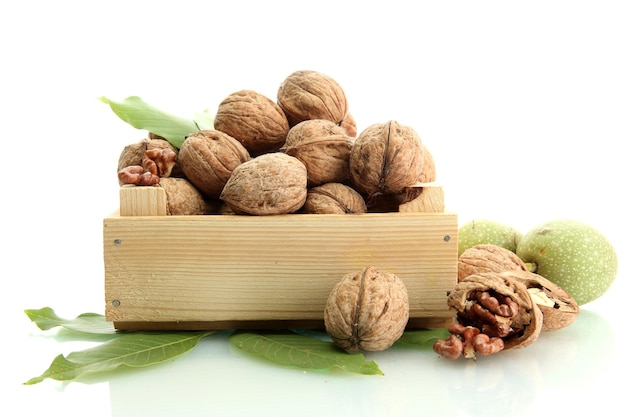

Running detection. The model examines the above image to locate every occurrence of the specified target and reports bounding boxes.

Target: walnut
[434,271,542,360]
[277,70,349,127]
[117,137,182,183]
[159,177,210,215]
[178,130,251,199]
[213,90,290,156]
[300,183,367,214]
[458,244,528,282]
[417,146,436,183]
[283,119,354,186]
[339,112,357,137]
[349,120,424,201]
[501,270,580,331]
[324,266,410,352]
[220,153,308,215]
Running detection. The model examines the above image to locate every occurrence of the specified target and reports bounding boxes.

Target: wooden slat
[103,211,458,329]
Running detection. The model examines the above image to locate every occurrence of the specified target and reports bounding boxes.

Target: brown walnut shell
[220,153,307,215]
[277,70,348,127]
[349,120,424,200]
[284,119,354,186]
[501,270,580,331]
[300,183,367,214]
[178,130,251,199]
[324,266,410,352]
[339,112,357,137]
[159,177,211,215]
[458,244,528,282]
[448,272,543,350]
[417,146,437,183]
[214,90,290,156]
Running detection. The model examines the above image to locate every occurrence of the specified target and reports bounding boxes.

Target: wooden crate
[103,184,458,330]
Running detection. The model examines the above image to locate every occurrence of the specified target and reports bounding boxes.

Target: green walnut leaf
[394,328,451,348]
[25,331,215,385]
[99,96,213,148]
[24,307,117,335]
[229,331,384,376]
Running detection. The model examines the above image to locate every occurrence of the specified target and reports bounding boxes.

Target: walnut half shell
[501,270,580,331]
[448,272,543,351]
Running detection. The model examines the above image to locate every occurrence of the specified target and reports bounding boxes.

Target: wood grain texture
[104,185,457,330]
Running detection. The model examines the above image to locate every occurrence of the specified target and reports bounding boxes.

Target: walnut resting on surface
[324,266,410,352]
[159,177,210,215]
[434,271,542,360]
[220,153,308,215]
[500,270,579,331]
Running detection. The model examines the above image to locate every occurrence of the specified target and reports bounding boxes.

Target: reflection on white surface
[99,309,617,417]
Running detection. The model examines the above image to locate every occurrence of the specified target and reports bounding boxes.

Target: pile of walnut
[433,244,580,360]
[117,70,437,215]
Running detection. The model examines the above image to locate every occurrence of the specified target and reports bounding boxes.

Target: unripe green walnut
[457,219,522,258]
[516,219,618,306]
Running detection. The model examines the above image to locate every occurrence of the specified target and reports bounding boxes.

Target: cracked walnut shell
[220,153,307,215]
[214,89,290,156]
[448,272,542,351]
[324,266,409,352]
[458,244,528,282]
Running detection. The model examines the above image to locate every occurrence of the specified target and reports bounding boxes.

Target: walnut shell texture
[178,130,251,199]
[339,112,357,137]
[324,266,410,352]
[417,146,436,183]
[448,272,543,350]
[458,244,528,282]
[277,70,348,127]
[159,177,209,215]
[214,89,290,156]
[284,119,354,186]
[501,270,580,331]
[220,153,308,215]
[301,183,367,214]
[349,120,424,199]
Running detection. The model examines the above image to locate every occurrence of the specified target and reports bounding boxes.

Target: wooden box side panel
[104,213,457,328]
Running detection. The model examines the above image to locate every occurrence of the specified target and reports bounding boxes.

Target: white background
[2,1,624,416]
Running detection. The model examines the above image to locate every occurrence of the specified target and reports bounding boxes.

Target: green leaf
[25,331,215,385]
[24,307,116,335]
[394,328,451,348]
[99,96,210,148]
[229,331,384,376]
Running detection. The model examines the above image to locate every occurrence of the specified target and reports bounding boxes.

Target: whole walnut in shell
[417,146,436,183]
[159,177,211,215]
[349,120,424,200]
[339,112,357,137]
[277,70,349,127]
[300,183,367,214]
[284,119,354,186]
[324,266,409,352]
[220,153,308,215]
[214,90,290,156]
[178,130,251,199]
